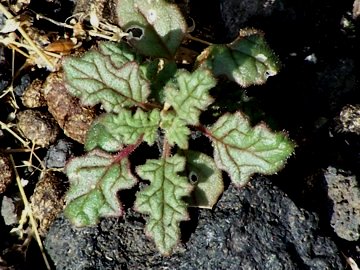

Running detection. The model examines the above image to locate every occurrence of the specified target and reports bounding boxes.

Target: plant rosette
[62,0,294,255]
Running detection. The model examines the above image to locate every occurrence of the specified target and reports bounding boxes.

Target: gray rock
[44,139,74,168]
[1,196,18,226]
[324,167,360,241]
[45,177,344,269]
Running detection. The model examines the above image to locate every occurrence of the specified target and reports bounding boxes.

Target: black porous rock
[219,0,285,40]
[45,177,344,269]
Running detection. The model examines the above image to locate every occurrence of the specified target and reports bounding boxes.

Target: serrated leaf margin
[208,111,294,186]
[134,154,192,255]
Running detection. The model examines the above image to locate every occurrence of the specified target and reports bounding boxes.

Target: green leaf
[63,50,150,113]
[85,120,123,152]
[111,108,159,144]
[118,108,161,145]
[64,150,137,226]
[135,154,192,255]
[164,69,216,125]
[139,59,177,104]
[208,112,294,186]
[197,29,280,87]
[117,0,186,58]
[183,150,223,209]
[160,111,190,149]
[98,41,141,68]
[149,60,178,104]
[86,108,160,151]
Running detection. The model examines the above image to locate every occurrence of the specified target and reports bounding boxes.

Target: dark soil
[1,0,360,269]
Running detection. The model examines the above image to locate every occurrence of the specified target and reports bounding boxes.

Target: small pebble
[44,139,74,168]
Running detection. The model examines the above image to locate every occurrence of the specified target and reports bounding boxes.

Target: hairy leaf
[164,69,216,125]
[63,49,150,113]
[64,150,137,226]
[160,111,190,149]
[135,154,192,255]
[86,108,160,152]
[183,150,223,209]
[85,120,123,152]
[98,41,141,68]
[197,29,280,87]
[208,112,294,186]
[117,0,186,58]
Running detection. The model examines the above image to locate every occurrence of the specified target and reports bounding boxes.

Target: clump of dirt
[0,153,13,194]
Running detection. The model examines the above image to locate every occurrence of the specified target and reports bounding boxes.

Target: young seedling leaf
[183,150,223,209]
[116,0,186,58]
[85,108,160,152]
[197,29,280,87]
[63,49,150,113]
[98,41,141,68]
[64,150,137,227]
[85,120,124,152]
[160,111,190,149]
[135,154,192,255]
[164,69,216,125]
[208,112,294,186]
[89,108,161,149]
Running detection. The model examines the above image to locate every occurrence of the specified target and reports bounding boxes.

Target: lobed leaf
[160,111,190,149]
[117,0,186,58]
[183,150,223,209]
[196,29,280,87]
[208,112,294,186]
[63,49,150,113]
[64,150,137,226]
[164,69,216,125]
[86,108,160,152]
[85,120,124,152]
[135,154,192,255]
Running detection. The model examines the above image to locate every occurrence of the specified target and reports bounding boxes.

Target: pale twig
[9,155,51,270]
[17,162,43,173]
[34,11,128,42]
[0,120,29,147]
[0,121,45,170]
[34,13,74,29]
[7,43,31,58]
[0,3,55,70]
[186,34,213,46]
[28,141,46,171]
[2,148,39,153]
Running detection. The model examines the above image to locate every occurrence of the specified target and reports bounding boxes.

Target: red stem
[193,124,213,138]
[162,137,171,158]
[113,134,144,163]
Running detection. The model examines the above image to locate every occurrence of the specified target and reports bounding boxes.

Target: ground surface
[1,0,360,269]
